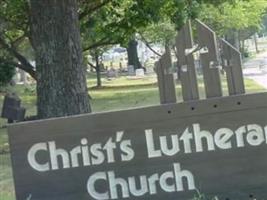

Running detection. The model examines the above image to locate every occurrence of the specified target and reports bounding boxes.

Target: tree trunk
[240,40,245,58]
[253,34,259,53]
[234,31,241,50]
[226,30,240,50]
[127,39,142,70]
[95,52,101,87]
[30,0,91,119]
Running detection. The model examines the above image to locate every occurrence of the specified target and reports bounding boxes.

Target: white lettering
[27,143,49,172]
[193,124,215,152]
[214,128,233,149]
[87,172,109,200]
[145,129,162,158]
[247,124,264,146]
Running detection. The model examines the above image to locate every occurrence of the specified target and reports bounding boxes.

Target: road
[243,51,267,89]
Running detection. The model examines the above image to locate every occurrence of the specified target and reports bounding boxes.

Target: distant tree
[259,14,267,35]
[139,20,176,56]
[199,0,267,52]
[87,46,111,88]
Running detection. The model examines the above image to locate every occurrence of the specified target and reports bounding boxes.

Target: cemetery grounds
[0,73,266,200]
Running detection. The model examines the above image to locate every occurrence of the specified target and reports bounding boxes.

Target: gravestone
[107,68,117,78]
[127,65,135,76]
[135,68,145,77]
[1,93,26,122]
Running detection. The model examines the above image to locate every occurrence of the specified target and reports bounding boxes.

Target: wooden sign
[8,92,267,200]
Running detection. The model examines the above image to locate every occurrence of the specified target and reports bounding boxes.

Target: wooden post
[221,39,245,95]
[176,21,199,101]
[196,20,222,98]
[155,48,177,104]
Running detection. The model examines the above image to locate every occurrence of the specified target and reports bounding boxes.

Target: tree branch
[0,36,36,79]
[83,39,118,52]
[79,0,112,20]
[139,33,162,57]
[88,61,96,69]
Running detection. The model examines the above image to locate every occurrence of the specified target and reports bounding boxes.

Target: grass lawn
[0,154,14,200]
[0,72,266,200]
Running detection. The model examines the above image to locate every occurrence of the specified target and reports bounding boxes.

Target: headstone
[127,65,135,76]
[107,68,117,78]
[135,68,145,77]
[1,93,26,122]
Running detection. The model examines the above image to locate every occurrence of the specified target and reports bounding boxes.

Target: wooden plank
[180,67,191,101]
[176,21,194,65]
[196,20,222,98]
[179,66,199,101]
[180,64,199,101]
[195,20,219,62]
[163,74,177,104]
[200,53,223,98]
[224,66,236,95]
[176,21,199,101]
[156,48,177,104]
[221,39,245,95]
[7,92,267,200]
[186,54,199,100]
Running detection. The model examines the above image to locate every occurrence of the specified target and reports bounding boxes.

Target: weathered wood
[176,21,194,66]
[195,20,219,62]
[156,48,177,104]
[221,39,245,95]
[8,92,267,200]
[180,65,199,101]
[196,20,222,98]
[200,53,223,98]
[176,21,199,101]
[180,66,190,101]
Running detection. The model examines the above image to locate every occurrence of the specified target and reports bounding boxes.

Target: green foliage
[81,0,234,51]
[140,20,176,46]
[260,14,267,34]
[199,0,267,37]
[0,0,28,43]
[0,0,242,80]
[0,60,15,87]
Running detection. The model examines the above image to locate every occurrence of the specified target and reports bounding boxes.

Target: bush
[0,61,16,87]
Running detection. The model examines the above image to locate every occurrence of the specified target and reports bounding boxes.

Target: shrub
[0,60,16,87]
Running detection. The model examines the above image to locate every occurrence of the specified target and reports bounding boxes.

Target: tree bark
[226,30,240,50]
[30,0,91,119]
[127,39,142,70]
[253,34,259,53]
[95,52,102,87]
